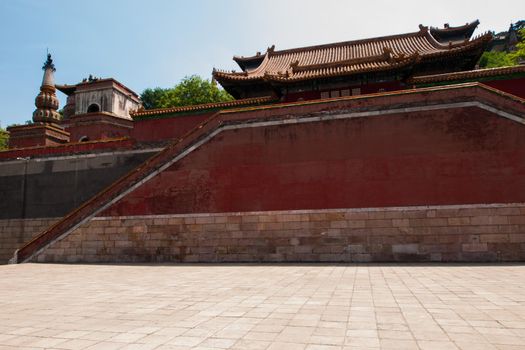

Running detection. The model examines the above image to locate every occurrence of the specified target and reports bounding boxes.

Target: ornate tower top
[43,53,55,70]
[33,53,61,123]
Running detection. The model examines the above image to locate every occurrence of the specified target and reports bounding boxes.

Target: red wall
[8,135,59,149]
[484,78,525,99]
[132,113,212,143]
[102,106,525,216]
[66,122,131,143]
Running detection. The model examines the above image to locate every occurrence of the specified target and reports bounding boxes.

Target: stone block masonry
[30,203,525,263]
[0,218,58,264]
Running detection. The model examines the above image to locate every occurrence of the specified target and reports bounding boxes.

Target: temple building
[213,20,492,101]
[1,20,525,264]
[57,77,140,142]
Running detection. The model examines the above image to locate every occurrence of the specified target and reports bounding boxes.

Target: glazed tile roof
[408,65,525,84]
[132,96,275,118]
[213,25,492,84]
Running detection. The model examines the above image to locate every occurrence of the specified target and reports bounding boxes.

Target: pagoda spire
[33,53,61,123]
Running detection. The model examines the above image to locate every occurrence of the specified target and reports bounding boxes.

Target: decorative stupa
[32,54,61,123]
[6,53,70,148]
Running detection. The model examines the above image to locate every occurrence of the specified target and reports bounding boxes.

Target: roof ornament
[418,24,429,33]
[412,51,421,63]
[393,53,406,63]
[33,53,60,123]
[42,53,56,72]
[267,45,275,54]
[290,60,300,72]
[382,47,394,62]
[81,74,101,83]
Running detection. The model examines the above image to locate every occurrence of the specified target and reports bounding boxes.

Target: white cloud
[239,0,524,52]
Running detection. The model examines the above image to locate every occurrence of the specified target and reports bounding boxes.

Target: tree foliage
[140,75,233,110]
[478,51,516,68]
[479,28,525,68]
[0,126,9,150]
[509,28,525,63]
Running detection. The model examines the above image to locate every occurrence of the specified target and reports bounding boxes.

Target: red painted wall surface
[102,106,525,216]
[132,113,212,143]
[484,78,525,99]
[65,122,131,143]
[8,135,59,149]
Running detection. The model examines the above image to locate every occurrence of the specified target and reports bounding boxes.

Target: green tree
[0,126,9,150]
[140,75,233,110]
[509,28,525,64]
[478,51,516,68]
[479,27,525,68]
[140,87,170,110]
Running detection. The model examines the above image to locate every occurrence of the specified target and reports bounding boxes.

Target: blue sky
[1,0,523,127]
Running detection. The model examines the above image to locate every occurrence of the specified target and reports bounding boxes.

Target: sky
[0,0,523,127]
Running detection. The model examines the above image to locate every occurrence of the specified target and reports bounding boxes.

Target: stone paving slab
[0,264,524,350]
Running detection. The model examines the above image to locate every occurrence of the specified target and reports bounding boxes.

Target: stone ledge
[94,202,525,220]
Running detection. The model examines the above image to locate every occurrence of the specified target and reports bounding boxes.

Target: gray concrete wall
[0,150,158,220]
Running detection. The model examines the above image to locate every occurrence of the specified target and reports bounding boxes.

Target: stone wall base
[0,218,58,264]
[29,204,525,263]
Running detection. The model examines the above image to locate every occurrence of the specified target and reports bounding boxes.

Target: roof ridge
[267,30,424,56]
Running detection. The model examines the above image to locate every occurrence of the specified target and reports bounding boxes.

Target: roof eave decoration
[233,52,267,71]
[232,46,275,72]
[429,20,481,43]
[212,68,252,81]
[430,19,480,35]
[422,32,493,58]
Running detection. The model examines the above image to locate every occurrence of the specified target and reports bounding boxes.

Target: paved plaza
[0,264,524,350]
